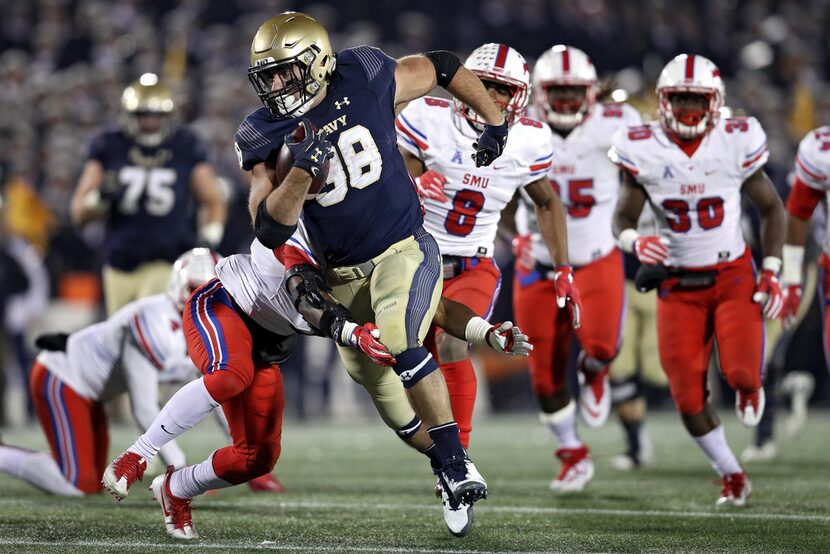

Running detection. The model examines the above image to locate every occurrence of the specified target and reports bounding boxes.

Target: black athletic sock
[622,419,642,461]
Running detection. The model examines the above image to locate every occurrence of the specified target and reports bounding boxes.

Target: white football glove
[465,317,533,357]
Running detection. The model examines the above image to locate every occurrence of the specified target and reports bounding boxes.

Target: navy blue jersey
[87,127,208,270]
[234,46,422,265]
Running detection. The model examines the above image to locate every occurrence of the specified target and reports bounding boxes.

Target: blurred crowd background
[0,0,828,425]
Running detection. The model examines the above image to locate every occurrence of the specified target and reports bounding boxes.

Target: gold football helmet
[248,12,336,119]
[120,73,175,147]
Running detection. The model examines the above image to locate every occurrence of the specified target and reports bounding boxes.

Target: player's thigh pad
[29,361,106,493]
[336,345,417,430]
[573,250,625,362]
[656,287,715,415]
[712,259,764,392]
[368,230,442,355]
[184,280,255,392]
[513,276,572,397]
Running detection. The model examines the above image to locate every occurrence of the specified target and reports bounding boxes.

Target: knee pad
[394,347,439,388]
[611,375,641,405]
[203,369,251,404]
[396,416,422,441]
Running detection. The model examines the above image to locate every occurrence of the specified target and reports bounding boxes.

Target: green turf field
[0,411,827,553]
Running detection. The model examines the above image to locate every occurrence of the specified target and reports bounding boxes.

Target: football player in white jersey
[510,45,642,492]
[396,43,580,455]
[0,249,213,496]
[610,54,786,506]
[104,230,530,539]
[780,127,830,355]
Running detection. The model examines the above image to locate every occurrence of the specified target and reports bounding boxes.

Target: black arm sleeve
[254,201,297,249]
[424,50,462,89]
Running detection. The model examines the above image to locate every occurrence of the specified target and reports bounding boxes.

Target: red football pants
[656,250,764,415]
[426,257,501,448]
[30,361,109,494]
[514,249,625,398]
[184,279,285,485]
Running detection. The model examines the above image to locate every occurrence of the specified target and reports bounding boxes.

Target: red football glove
[752,269,783,320]
[634,235,669,265]
[346,323,396,366]
[414,170,449,202]
[511,234,534,272]
[780,284,802,327]
[553,265,583,329]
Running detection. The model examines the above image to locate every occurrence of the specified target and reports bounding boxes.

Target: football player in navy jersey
[71,73,227,315]
[233,11,520,524]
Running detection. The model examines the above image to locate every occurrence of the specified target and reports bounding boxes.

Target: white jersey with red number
[610,117,769,268]
[517,103,642,266]
[396,96,553,258]
[38,294,193,401]
[216,237,315,336]
[793,126,830,253]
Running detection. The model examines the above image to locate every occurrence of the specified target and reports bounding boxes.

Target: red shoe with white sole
[102,451,147,501]
[550,445,594,493]
[150,465,199,539]
[716,471,752,507]
[736,388,765,427]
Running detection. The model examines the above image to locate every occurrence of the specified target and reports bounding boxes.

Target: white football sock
[129,379,219,463]
[169,452,231,499]
[693,424,742,476]
[539,401,582,449]
[0,445,83,496]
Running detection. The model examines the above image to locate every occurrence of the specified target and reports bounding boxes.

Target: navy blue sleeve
[344,46,397,96]
[185,130,209,164]
[87,132,110,163]
[234,110,282,171]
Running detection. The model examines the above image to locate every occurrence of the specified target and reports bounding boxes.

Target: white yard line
[0,540,551,554]
[194,499,830,523]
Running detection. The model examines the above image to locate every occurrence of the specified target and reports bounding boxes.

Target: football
[274,122,330,199]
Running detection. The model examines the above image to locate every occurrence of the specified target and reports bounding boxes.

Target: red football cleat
[150,465,199,539]
[550,445,594,493]
[716,471,752,507]
[102,451,147,501]
[248,473,286,493]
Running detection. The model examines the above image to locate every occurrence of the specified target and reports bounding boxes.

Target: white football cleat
[550,446,594,493]
[716,471,752,507]
[740,441,777,463]
[577,352,611,427]
[436,477,474,537]
[150,466,199,539]
[440,456,487,505]
[782,371,815,436]
[102,451,147,501]
[736,388,765,427]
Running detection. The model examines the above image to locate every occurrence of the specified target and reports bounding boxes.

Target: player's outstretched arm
[70,160,107,227]
[742,168,785,263]
[190,162,227,248]
[433,298,532,357]
[286,265,396,366]
[524,177,568,266]
[394,53,506,166]
[743,168,786,319]
[524,176,582,328]
[780,177,823,324]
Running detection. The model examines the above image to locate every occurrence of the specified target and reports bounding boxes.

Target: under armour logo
[335,97,350,110]
[399,370,415,381]
[310,148,323,162]
[663,166,674,178]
